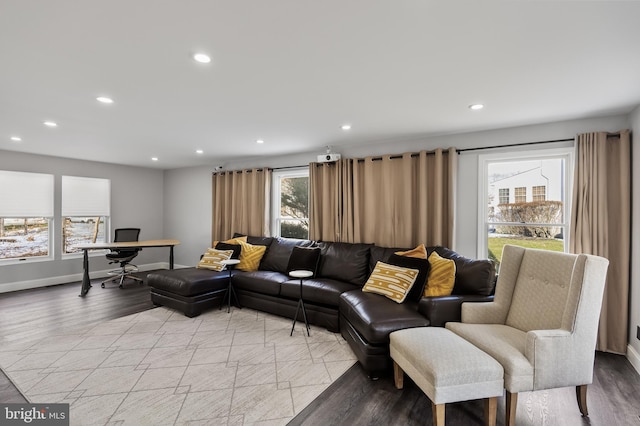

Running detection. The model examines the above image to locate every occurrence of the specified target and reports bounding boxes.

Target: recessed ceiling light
[96,96,114,104]
[341,124,352,131]
[193,53,211,63]
[469,104,484,110]
[10,136,22,142]
[196,149,204,154]
[256,139,264,144]
[43,121,57,127]
[151,157,159,161]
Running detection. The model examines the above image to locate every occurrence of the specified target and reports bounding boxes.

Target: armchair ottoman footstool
[389,327,503,426]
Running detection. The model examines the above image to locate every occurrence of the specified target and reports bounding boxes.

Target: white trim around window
[477,147,574,260]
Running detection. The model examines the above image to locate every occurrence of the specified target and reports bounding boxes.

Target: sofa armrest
[418,295,494,327]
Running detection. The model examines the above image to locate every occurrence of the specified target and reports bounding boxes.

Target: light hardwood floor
[1,276,639,425]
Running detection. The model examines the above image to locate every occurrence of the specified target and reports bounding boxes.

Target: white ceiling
[1,1,639,170]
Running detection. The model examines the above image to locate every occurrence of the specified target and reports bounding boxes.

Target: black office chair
[101,228,143,289]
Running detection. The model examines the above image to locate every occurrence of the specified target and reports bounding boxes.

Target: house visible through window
[498,188,509,204]
[0,170,54,261]
[479,148,573,269]
[61,176,110,254]
[271,169,309,239]
[532,185,546,201]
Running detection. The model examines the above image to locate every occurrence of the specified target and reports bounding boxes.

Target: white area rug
[0,306,356,425]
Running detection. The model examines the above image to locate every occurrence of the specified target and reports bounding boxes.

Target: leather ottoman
[148,267,230,317]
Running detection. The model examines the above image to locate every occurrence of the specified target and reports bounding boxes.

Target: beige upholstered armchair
[446,245,609,426]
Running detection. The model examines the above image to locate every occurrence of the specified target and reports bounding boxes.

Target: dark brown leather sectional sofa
[147,235,496,374]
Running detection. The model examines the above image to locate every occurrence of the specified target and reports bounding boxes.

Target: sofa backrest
[369,246,410,272]
[259,237,315,273]
[428,247,496,296]
[317,241,372,286]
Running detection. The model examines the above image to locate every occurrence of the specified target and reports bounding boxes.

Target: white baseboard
[0,262,177,293]
[627,344,640,375]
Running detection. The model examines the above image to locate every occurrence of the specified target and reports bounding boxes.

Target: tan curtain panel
[309,161,342,242]
[309,148,456,248]
[570,130,631,354]
[211,168,271,243]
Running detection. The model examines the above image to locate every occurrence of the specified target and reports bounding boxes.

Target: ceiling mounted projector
[317,153,341,162]
[317,146,341,162]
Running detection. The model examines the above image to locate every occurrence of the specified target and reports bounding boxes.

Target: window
[479,148,573,269]
[0,171,54,261]
[498,188,509,204]
[61,176,110,254]
[271,169,309,239]
[532,185,546,201]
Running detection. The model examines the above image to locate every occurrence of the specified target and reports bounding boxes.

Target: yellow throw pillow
[212,235,247,247]
[424,251,456,297]
[395,244,428,259]
[236,241,267,272]
[197,249,234,271]
[362,261,420,303]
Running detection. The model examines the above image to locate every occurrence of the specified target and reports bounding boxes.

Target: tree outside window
[272,170,309,239]
[63,217,107,254]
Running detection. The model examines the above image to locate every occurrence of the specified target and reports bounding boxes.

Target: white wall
[629,105,640,369]
[0,150,165,291]
[163,166,213,266]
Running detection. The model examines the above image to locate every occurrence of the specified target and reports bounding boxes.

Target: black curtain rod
[221,138,575,173]
[456,138,574,154]
[272,165,308,171]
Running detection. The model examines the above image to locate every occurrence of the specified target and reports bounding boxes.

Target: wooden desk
[77,239,180,297]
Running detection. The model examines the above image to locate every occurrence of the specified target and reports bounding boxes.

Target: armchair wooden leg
[484,397,497,426]
[576,385,588,416]
[393,361,404,389]
[506,391,518,426]
[432,402,445,426]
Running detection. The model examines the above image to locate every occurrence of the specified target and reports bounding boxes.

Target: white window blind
[0,170,54,217]
[61,176,111,216]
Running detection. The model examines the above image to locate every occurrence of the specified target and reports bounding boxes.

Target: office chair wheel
[101,283,106,288]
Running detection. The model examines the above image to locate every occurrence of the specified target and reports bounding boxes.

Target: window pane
[272,169,309,239]
[489,159,564,225]
[63,217,106,254]
[498,188,509,204]
[532,185,546,201]
[280,177,308,218]
[0,218,50,259]
[280,219,309,239]
[485,155,569,267]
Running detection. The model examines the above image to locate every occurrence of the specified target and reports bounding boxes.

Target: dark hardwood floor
[1,276,639,425]
[291,352,640,426]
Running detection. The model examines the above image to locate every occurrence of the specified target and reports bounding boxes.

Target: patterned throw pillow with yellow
[236,240,267,272]
[196,249,234,271]
[362,261,420,303]
[424,251,456,297]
